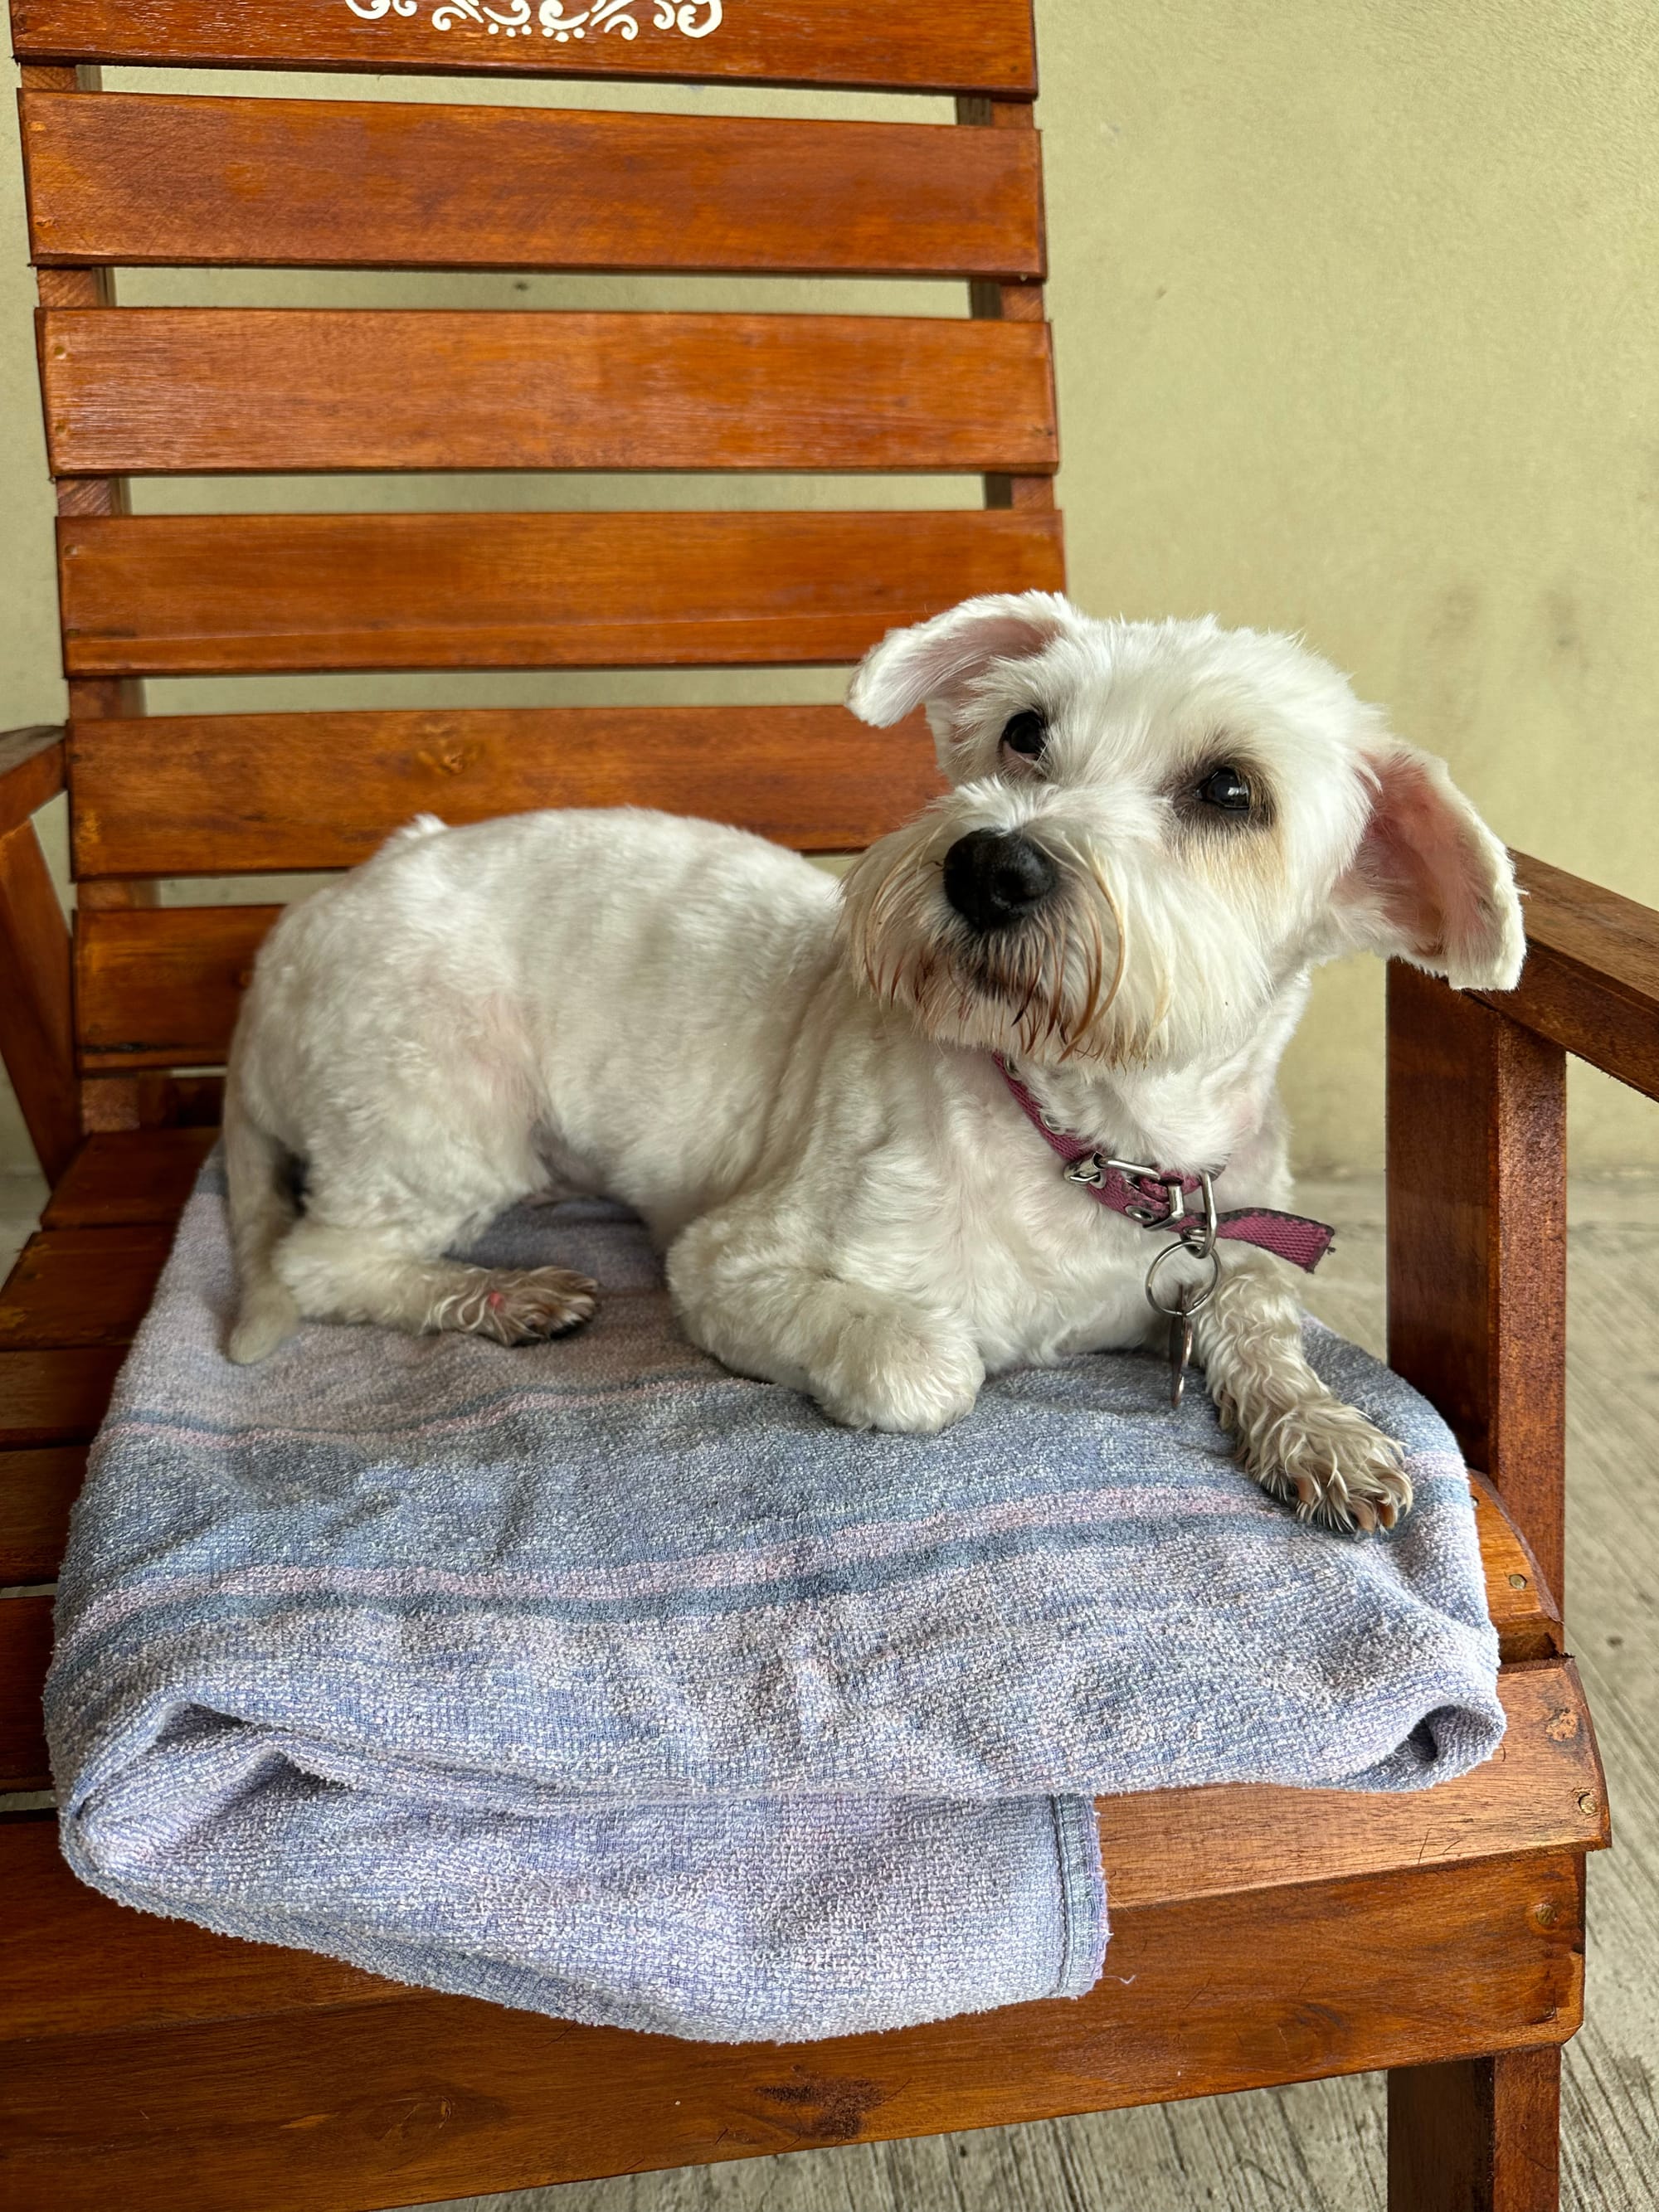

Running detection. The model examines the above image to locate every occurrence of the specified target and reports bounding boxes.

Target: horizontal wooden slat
[0,1595,53,1791]
[71,706,944,876]
[0,1853,1583,2212]
[1098,1658,1604,1910]
[0,1226,174,1349]
[22,92,1045,279]
[43,1128,219,1227]
[0,1819,406,2040]
[1481,852,1659,1103]
[42,309,1057,479]
[0,1446,85,1581]
[10,0,1037,95]
[0,1346,124,1447]
[78,906,278,1066]
[59,508,1066,677]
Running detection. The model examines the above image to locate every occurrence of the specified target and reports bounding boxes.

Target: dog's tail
[223,1066,301,1364]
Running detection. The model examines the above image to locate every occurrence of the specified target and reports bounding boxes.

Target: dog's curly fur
[224,594,1522,1531]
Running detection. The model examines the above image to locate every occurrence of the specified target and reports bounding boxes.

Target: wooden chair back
[1,26,1636,2210]
[12,0,1061,1124]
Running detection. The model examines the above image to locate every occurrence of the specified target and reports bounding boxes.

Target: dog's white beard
[839,819,1272,1069]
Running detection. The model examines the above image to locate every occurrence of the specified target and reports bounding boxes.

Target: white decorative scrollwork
[347,0,717,35]
[533,1,582,34]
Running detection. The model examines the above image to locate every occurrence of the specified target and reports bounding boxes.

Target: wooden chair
[0,6,1644,2205]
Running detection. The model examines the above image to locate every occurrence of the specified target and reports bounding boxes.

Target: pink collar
[995,1057,1335,1274]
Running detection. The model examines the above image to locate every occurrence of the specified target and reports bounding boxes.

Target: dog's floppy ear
[846,591,1074,730]
[1331,741,1524,990]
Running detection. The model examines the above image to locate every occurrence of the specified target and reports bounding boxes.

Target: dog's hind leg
[224,1066,304,1364]
[270,1217,597,1349]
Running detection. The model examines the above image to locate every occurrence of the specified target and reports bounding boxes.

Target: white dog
[224,594,1522,1533]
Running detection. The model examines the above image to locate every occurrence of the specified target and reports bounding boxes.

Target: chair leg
[1387,2046,1561,2212]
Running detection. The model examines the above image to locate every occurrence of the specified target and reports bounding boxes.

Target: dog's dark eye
[1000,711,1048,759]
[1197,763,1253,812]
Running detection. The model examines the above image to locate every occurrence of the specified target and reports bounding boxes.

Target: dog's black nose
[942,829,1058,932]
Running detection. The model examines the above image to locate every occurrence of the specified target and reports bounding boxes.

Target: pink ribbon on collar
[995,1057,1335,1273]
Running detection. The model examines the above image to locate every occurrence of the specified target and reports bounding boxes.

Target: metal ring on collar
[1145,1238,1223,1319]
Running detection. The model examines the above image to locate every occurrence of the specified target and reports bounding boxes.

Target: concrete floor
[5,1173,1652,2210]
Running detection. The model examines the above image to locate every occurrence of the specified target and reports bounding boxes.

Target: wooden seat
[0,1200,1613,2203]
[0,3,1647,2205]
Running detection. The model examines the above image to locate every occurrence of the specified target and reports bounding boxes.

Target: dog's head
[839,592,1522,1071]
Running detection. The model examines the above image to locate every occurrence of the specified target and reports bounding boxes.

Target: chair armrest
[1388,853,1659,1605]
[0,727,66,841]
[1476,853,1659,1102]
[0,729,75,1184]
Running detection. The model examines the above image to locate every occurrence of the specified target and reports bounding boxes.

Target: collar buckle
[1104,1157,1190,1228]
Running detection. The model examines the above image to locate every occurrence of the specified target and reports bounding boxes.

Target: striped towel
[46,1160,1502,2044]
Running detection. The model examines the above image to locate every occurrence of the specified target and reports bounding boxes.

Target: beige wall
[2,1,1656,1174]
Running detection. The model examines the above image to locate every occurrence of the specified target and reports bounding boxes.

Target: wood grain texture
[0,1853,1583,2212]
[1480,853,1659,1104]
[0,1345,124,1447]
[0,1595,53,1790]
[0,1446,85,1581]
[0,1818,406,2042]
[1387,965,1569,1600]
[1389,2045,1564,2212]
[1098,1659,1605,1910]
[35,229,140,571]
[1472,1471,1563,1662]
[69,706,943,876]
[76,905,279,1065]
[960,95,1053,513]
[22,90,1044,278]
[0,821,79,1183]
[58,508,1066,677]
[78,1072,227,1136]
[0,1224,173,1348]
[9,0,1038,95]
[0,724,63,837]
[41,309,1058,479]
[27,122,153,1150]
[41,1127,221,1226]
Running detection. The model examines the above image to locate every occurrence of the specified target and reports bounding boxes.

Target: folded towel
[47,1160,1503,2044]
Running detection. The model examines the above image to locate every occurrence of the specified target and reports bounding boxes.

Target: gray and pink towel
[46,1162,1502,2044]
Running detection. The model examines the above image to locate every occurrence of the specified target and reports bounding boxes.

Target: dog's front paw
[1243,1398,1413,1534]
[814,1320,985,1437]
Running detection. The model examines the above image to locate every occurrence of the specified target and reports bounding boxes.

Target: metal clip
[1145,1169,1222,1348]
[1063,1152,1106,1189]
[1178,1169,1219,1260]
